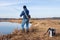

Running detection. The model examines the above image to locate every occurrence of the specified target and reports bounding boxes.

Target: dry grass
[0,19,60,40]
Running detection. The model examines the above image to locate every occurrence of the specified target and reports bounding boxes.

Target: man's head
[23,5,27,10]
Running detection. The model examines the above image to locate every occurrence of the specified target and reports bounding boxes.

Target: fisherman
[20,5,31,32]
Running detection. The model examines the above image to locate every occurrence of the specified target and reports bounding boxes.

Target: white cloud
[0,2,17,7]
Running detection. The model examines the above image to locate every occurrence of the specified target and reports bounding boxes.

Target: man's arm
[20,11,24,17]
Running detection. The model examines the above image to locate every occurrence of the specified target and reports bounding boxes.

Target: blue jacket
[20,9,29,19]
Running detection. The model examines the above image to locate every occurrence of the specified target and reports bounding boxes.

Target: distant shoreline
[0,17,60,20]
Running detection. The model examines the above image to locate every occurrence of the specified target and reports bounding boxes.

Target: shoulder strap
[24,10,29,19]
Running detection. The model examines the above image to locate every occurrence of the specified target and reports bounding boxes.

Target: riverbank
[0,19,60,40]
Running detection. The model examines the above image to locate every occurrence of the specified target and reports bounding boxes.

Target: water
[0,22,31,34]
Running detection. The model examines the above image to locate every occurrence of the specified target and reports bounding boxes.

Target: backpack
[48,28,56,37]
[28,15,31,19]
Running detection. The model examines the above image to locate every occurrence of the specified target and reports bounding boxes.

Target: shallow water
[0,22,31,34]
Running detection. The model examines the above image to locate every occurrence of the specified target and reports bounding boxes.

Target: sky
[0,0,60,18]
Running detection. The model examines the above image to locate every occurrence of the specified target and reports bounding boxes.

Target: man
[20,5,30,32]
